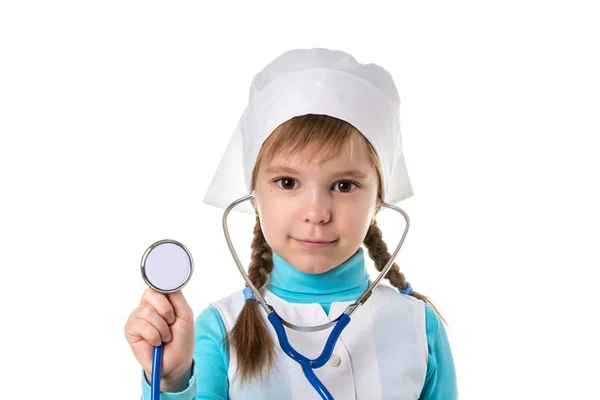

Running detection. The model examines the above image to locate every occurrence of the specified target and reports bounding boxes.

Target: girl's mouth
[294,238,336,248]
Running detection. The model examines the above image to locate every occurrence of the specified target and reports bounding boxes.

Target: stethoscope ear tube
[222,194,410,399]
[223,194,409,329]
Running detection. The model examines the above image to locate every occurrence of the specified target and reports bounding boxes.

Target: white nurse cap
[203,48,413,215]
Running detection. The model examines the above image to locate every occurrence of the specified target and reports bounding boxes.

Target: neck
[268,248,370,311]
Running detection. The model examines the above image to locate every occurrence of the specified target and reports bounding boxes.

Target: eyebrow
[264,165,368,179]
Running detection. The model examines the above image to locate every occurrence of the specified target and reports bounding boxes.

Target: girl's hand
[124,288,195,392]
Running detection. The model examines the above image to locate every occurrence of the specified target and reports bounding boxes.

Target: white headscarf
[203,48,413,215]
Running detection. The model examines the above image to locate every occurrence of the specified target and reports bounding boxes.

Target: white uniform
[211,284,428,399]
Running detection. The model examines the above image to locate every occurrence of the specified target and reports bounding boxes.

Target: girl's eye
[274,178,358,192]
[275,178,299,190]
[333,181,358,193]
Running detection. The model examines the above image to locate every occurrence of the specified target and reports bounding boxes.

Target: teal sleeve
[141,306,230,400]
[141,359,198,400]
[419,303,458,400]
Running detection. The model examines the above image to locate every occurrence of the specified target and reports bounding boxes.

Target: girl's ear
[370,203,381,225]
[251,196,259,212]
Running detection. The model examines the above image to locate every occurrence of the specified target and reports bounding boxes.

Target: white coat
[211,284,428,399]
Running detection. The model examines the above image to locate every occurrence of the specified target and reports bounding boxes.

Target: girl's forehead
[262,145,373,176]
[266,133,371,167]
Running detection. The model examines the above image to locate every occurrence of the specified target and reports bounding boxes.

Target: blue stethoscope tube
[150,313,350,400]
[151,345,163,400]
[150,314,350,400]
[268,312,351,400]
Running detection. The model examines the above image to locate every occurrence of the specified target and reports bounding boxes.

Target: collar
[268,247,369,304]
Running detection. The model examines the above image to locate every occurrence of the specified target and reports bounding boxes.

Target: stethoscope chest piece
[141,239,194,294]
[140,239,194,400]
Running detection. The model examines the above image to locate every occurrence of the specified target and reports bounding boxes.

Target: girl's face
[253,134,380,274]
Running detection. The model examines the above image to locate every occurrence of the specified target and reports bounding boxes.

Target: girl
[125,48,458,399]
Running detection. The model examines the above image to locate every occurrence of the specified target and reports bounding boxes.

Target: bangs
[261,114,360,166]
[251,114,384,199]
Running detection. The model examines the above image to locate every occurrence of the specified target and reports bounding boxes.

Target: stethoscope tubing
[221,193,410,399]
[151,194,409,399]
[222,193,409,331]
[269,312,351,400]
[151,344,163,400]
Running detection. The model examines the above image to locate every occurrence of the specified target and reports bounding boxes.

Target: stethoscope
[141,194,409,400]
[222,194,410,400]
[140,239,194,400]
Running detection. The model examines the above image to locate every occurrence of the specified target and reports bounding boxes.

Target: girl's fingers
[166,290,193,324]
[141,288,176,325]
[133,318,163,347]
[134,304,173,343]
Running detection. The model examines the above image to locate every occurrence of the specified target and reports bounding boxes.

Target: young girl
[125,48,457,399]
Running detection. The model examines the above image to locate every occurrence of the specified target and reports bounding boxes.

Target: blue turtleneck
[140,247,457,399]
[269,248,370,314]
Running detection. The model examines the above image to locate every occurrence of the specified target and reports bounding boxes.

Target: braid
[247,216,273,290]
[227,215,276,384]
[363,221,448,326]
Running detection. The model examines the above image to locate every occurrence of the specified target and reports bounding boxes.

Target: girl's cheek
[342,206,370,227]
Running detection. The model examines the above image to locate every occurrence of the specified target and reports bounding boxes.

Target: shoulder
[210,288,245,309]
[376,289,443,340]
[373,282,426,310]
[369,284,427,331]
[193,294,237,360]
[191,289,244,334]
[207,288,247,329]
[194,304,227,342]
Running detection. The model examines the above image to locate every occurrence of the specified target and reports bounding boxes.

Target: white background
[1,1,599,398]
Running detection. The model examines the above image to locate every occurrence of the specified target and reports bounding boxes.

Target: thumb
[167,291,194,324]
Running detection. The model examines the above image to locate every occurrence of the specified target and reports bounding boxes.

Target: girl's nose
[303,189,332,224]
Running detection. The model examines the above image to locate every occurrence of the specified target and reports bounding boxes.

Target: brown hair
[227,113,446,384]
